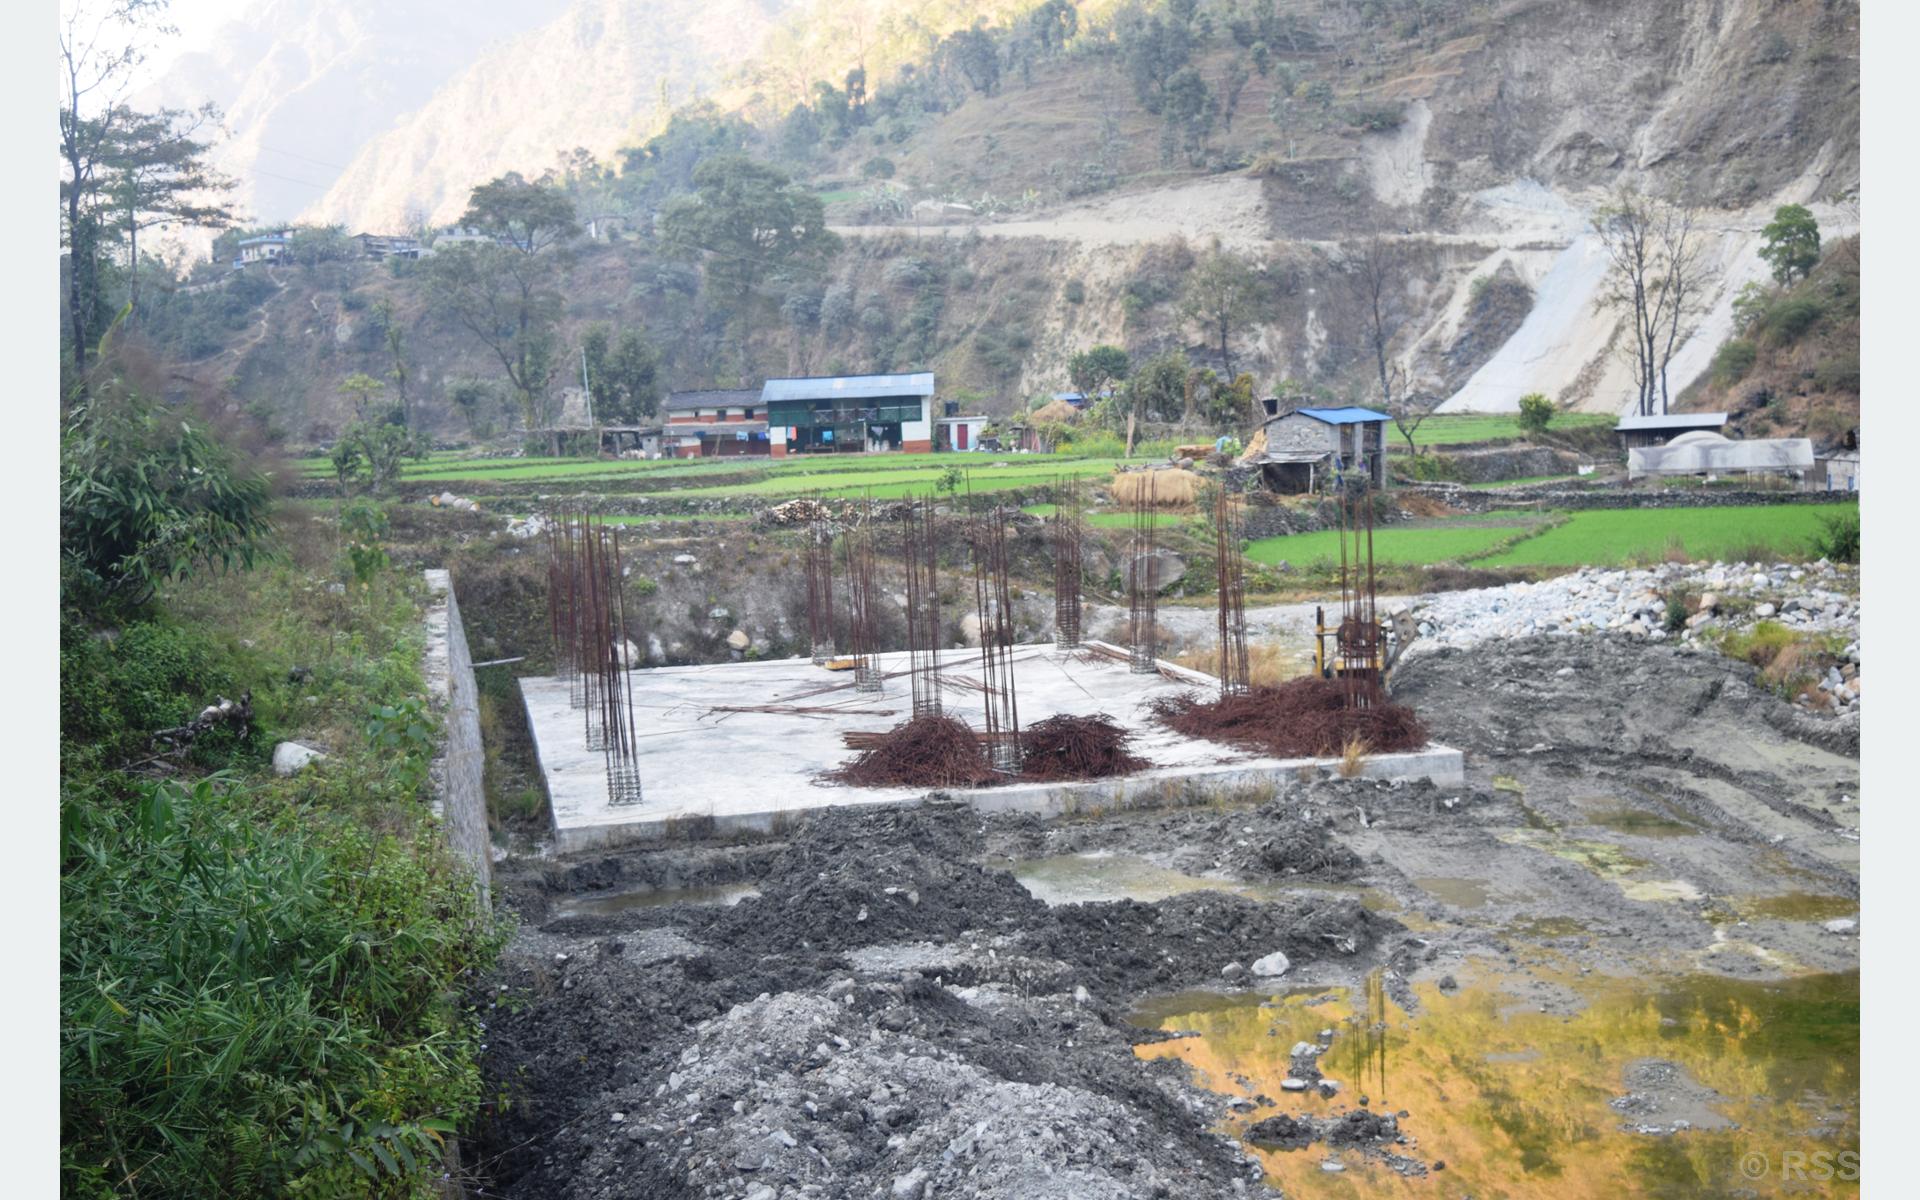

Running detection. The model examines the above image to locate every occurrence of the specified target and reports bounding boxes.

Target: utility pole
[581,345,595,454]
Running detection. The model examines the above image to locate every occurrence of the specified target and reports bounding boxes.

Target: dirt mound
[1019,713,1149,781]
[1153,678,1429,758]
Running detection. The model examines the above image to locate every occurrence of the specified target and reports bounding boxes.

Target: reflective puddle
[1133,967,1858,1198]
[1009,852,1394,909]
[550,882,760,919]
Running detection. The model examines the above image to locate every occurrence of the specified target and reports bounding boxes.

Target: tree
[658,156,838,359]
[373,300,412,428]
[1123,351,1189,456]
[581,325,662,424]
[338,372,387,420]
[1180,246,1257,381]
[61,0,176,381]
[1593,189,1706,415]
[1517,392,1555,435]
[1388,392,1444,454]
[101,104,235,313]
[1221,61,1250,130]
[1068,344,1130,402]
[1759,204,1821,285]
[944,26,1002,96]
[460,171,579,253]
[1159,67,1216,165]
[285,224,354,266]
[424,242,564,440]
[1343,236,1411,420]
[1029,0,1078,53]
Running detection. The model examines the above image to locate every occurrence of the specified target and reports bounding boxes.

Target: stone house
[1249,406,1391,493]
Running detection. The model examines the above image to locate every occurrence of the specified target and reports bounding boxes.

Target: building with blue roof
[1249,400,1391,493]
[761,372,936,456]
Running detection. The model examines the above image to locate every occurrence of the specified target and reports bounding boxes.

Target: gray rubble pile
[1406,560,1860,709]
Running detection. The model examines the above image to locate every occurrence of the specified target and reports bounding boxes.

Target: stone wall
[423,569,492,904]
[1400,485,1857,514]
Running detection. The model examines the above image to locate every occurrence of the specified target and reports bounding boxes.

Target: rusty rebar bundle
[901,497,943,717]
[845,497,883,693]
[1334,474,1382,709]
[1128,472,1161,674]
[1214,487,1250,697]
[546,520,588,708]
[1051,476,1084,649]
[970,496,1022,773]
[805,512,836,664]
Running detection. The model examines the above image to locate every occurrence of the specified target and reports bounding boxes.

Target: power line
[256,144,351,171]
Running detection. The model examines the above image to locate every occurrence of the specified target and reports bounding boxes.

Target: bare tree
[1389,391,1445,455]
[1593,190,1707,416]
[1344,235,1410,416]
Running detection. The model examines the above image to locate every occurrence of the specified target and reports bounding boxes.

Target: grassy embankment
[61,503,501,1195]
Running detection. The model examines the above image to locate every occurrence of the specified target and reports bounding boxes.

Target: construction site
[468,474,1860,1200]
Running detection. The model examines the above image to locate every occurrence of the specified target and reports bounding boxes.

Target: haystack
[1109,468,1199,509]
[1029,398,1081,425]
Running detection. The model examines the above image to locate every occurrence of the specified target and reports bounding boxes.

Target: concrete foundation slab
[523,641,1464,852]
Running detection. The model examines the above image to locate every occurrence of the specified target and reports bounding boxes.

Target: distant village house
[1247,405,1391,493]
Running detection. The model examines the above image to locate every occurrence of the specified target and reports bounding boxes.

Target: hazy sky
[63,0,260,89]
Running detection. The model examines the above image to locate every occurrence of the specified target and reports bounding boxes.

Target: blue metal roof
[1293,406,1391,425]
[761,372,934,403]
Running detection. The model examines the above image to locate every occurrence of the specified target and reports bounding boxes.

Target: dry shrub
[1338,734,1369,778]
[1152,677,1428,759]
[1172,642,1306,687]
[1663,535,1691,563]
[1109,469,1198,509]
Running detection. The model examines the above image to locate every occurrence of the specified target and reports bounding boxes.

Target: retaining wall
[423,569,492,904]
[1398,485,1858,514]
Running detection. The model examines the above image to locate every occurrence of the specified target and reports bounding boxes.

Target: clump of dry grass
[1109,468,1198,509]
[1337,734,1370,778]
[1172,642,1306,687]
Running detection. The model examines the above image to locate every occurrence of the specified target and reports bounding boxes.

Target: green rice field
[1244,503,1855,570]
[1399,412,1615,448]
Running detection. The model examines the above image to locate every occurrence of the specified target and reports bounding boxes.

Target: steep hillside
[1681,234,1860,444]
[305,0,807,231]
[153,0,1859,442]
[138,0,570,224]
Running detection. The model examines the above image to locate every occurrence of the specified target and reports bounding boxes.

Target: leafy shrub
[61,388,275,612]
[61,614,242,768]
[1812,351,1859,393]
[61,774,499,1197]
[861,156,896,179]
[1757,295,1824,344]
[1343,103,1404,132]
[1063,278,1086,304]
[1516,392,1555,435]
[340,498,391,584]
[1811,508,1859,563]
[1712,338,1758,384]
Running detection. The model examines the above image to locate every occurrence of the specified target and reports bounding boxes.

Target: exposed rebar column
[1128,472,1160,674]
[971,496,1022,773]
[902,497,943,717]
[1214,487,1250,696]
[846,497,883,693]
[1051,476,1084,650]
[602,523,644,807]
[1334,474,1381,709]
[805,510,836,664]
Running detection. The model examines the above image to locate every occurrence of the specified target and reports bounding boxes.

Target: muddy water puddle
[1133,967,1858,1198]
[550,882,759,919]
[1009,852,1395,910]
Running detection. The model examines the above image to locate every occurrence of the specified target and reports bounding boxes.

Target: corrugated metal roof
[1252,449,1334,464]
[667,421,769,436]
[1629,437,1812,476]
[1292,406,1391,425]
[664,389,761,412]
[1614,412,1728,432]
[761,372,935,402]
